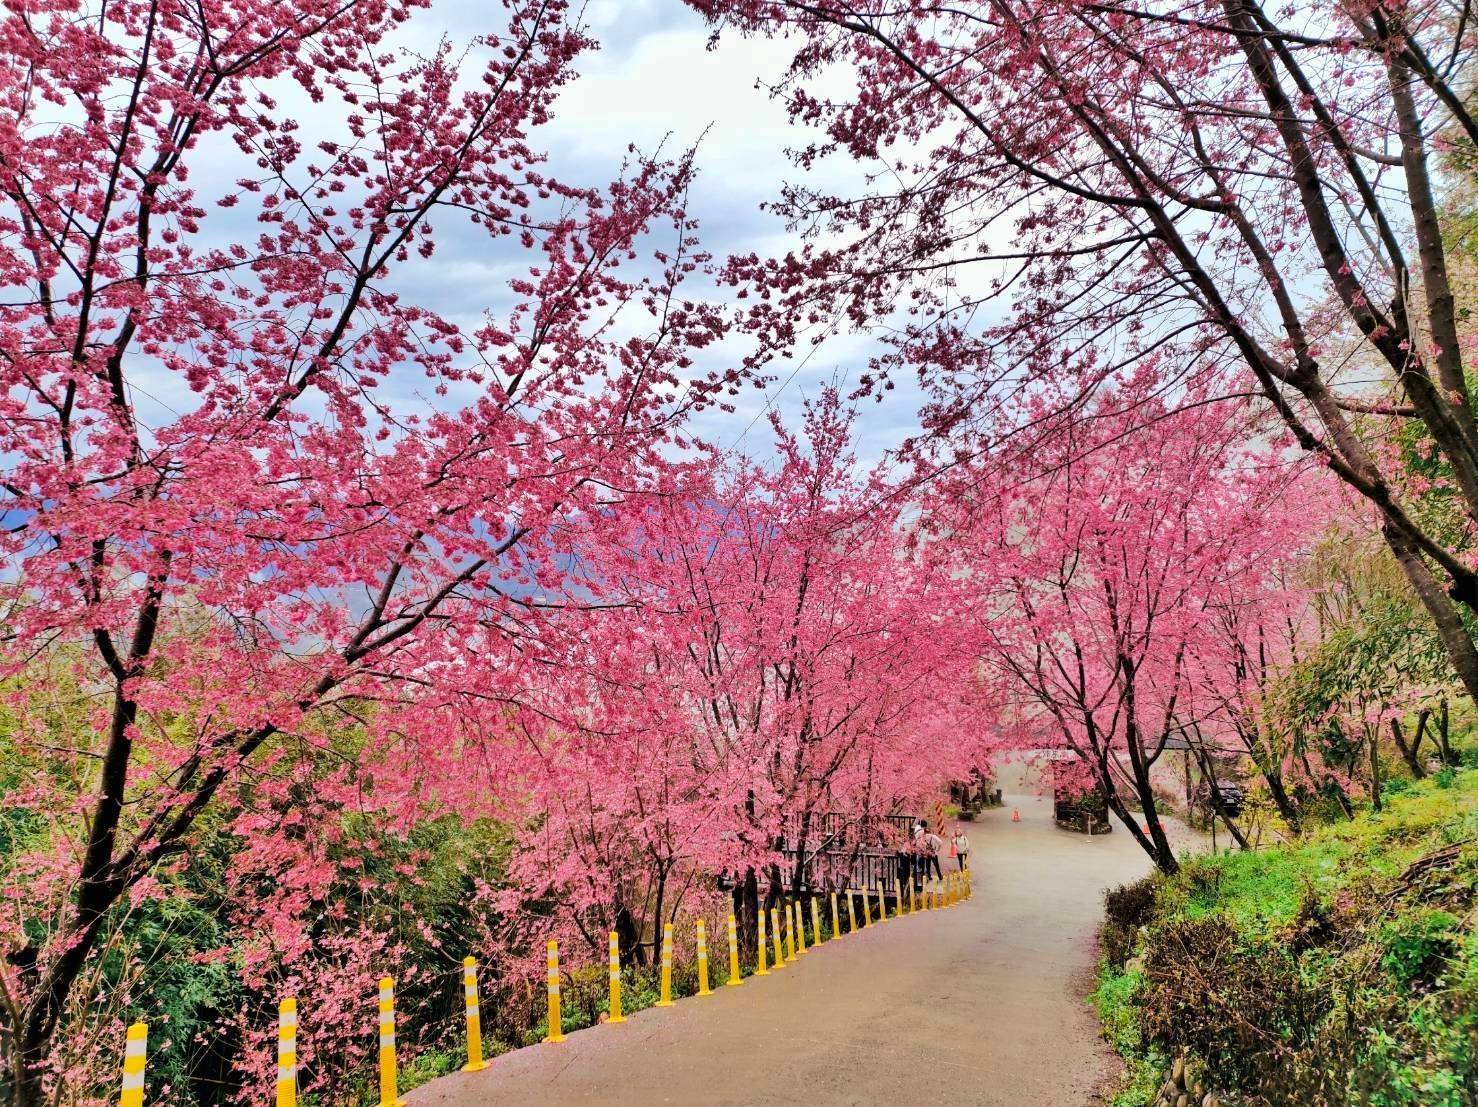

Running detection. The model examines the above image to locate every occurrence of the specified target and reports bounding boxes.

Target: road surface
[409,788,1194,1107]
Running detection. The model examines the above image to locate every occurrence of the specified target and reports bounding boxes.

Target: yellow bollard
[726,914,743,986]
[894,884,904,919]
[119,1021,147,1107]
[811,897,822,942]
[544,942,565,1043]
[658,923,675,1006]
[461,959,488,1072]
[785,902,798,961]
[846,891,858,933]
[697,919,712,996]
[607,931,626,1024]
[277,999,297,1106]
[861,884,872,926]
[756,908,771,976]
[378,977,406,1106]
[829,892,840,940]
[911,883,918,914]
[796,901,807,954]
[770,907,786,969]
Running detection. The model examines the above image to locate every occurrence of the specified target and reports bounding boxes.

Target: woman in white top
[950,828,971,871]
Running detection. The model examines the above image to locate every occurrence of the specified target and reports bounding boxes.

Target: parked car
[1194,780,1245,820]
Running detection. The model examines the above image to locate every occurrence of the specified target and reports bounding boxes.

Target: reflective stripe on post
[277,999,297,1107]
[545,942,565,1043]
[119,1021,146,1107]
[657,923,674,1007]
[696,919,712,996]
[607,931,626,1023]
[378,978,405,1107]
[461,958,488,1072]
[726,914,743,986]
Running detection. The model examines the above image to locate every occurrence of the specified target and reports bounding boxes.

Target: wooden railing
[775,810,923,896]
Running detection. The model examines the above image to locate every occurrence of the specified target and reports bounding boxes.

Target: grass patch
[1093,770,1478,1106]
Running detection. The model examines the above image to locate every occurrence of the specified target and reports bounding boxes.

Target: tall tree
[0,0,726,1097]
[507,393,980,962]
[936,384,1317,872]
[689,0,1478,701]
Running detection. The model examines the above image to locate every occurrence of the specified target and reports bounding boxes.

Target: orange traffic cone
[1011,808,1020,822]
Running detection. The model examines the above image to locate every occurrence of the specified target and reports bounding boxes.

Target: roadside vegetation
[1095,767,1477,1106]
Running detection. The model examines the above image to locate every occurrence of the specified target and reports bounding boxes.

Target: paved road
[410,790,1194,1107]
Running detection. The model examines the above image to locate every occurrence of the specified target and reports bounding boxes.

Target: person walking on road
[950,827,970,872]
[909,820,928,890]
[923,828,945,881]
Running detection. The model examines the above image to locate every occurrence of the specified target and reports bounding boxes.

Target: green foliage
[1092,969,1165,1107]
[1094,771,1478,1106]
[1101,876,1157,970]
[1381,910,1462,986]
[390,1049,460,1099]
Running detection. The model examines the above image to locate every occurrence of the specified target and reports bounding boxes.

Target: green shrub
[1381,910,1461,986]
[1093,773,1478,1106]
[1101,875,1158,969]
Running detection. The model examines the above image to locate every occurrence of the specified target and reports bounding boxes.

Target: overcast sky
[418,0,924,467]
[106,0,924,469]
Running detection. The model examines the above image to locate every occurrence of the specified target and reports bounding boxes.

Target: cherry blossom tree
[497,392,981,968]
[934,383,1319,872]
[0,0,730,1098]
[686,0,1478,702]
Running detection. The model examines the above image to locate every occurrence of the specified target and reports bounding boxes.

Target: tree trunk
[1436,699,1456,765]
[732,868,759,958]
[1262,762,1302,833]
[1389,714,1427,778]
[1093,748,1179,874]
[1369,726,1383,811]
[1383,525,1478,703]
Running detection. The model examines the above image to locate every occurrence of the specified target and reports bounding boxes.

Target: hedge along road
[409,786,1201,1107]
